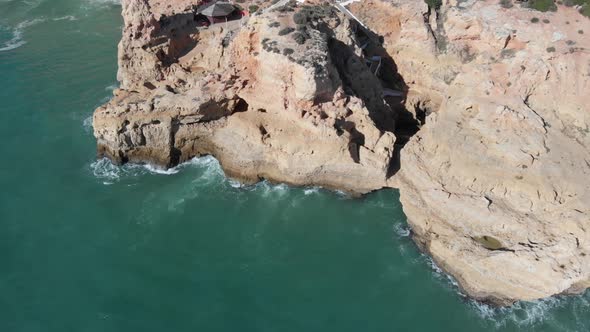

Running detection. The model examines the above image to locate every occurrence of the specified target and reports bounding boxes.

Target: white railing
[333,1,367,30]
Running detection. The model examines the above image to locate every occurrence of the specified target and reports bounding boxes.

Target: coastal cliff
[349,0,590,305]
[94,0,590,305]
[94,0,398,194]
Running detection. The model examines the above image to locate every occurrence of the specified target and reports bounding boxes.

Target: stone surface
[350,0,590,305]
[95,0,590,306]
[94,0,398,195]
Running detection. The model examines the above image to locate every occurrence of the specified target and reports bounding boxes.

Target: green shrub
[292,5,336,25]
[278,27,295,36]
[293,12,307,24]
[424,0,442,9]
[542,18,550,23]
[522,0,590,18]
[292,31,307,44]
[546,46,556,52]
[528,0,558,12]
[561,0,590,17]
[531,17,540,23]
[268,22,280,28]
[283,48,294,55]
[500,0,513,8]
[275,2,296,13]
[249,5,259,13]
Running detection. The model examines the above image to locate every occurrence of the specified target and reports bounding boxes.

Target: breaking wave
[90,156,337,200]
[303,187,320,195]
[469,296,586,330]
[90,156,223,185]
[0,19,43,52]
[0,15,77,53]
[392,222,410,238]
[419,251,590,330]
[53,15,78,21]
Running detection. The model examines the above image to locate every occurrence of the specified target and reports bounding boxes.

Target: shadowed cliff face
[94,1,403,195]
[351,0,590,305]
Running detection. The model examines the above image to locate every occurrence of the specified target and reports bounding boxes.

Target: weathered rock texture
[350,0,590,305]
[94,0,398,194]
[95,0,590,305]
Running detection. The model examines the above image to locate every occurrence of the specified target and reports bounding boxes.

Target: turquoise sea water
[1,0,589,331]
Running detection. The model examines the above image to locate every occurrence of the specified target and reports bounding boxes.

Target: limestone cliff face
[95,0,590,306]
[94,0,397,194]
[351,0,590,305]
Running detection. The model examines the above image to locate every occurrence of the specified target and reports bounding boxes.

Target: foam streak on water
[90,156,223,184]
[0,19,44,52]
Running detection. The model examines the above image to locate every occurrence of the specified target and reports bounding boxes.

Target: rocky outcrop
[95,0,590,306]
[94,0,398,194]
[350,0,590,305]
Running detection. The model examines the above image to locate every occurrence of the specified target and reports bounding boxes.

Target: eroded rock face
[350,0,590,305]
[96,0,590,306]
[94,1,397,194]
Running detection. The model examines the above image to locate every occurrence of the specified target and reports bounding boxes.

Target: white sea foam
[416,250,588,330]
[469,296,572,329]
[91,157,125,184]
[303,187,320,195]
[0,15,82,52]
[392,222,410,238]
[90,155,227,185]
[53,15,78,21]
[21,0,43,9]
[90,154,358,206]
[105,83,118,92]
[143,164,180,175]
[83,116,93,133]
[84,0,120,6]
[250,182,289,198]
[0,18,44,52]
[228,179,244,188]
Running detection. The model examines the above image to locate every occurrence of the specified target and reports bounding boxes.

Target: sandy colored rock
[350,0,590,305]
[95,0,590,306]
[94,0,398,195]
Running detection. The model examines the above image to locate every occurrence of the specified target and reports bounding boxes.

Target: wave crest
[0,19,44,52]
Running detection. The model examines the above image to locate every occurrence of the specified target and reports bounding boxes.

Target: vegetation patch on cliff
[518,0,589,18]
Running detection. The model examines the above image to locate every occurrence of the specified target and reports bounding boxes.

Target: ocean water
[1,0,589,331]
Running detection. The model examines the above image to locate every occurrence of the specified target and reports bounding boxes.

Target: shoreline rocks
[350,0,590,305]
[94,0,400,195]
[94,0,590,305]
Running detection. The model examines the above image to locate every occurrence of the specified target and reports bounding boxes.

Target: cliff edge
[349,0,590,305]
[94,0,590,305]
[94,0,399,194]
